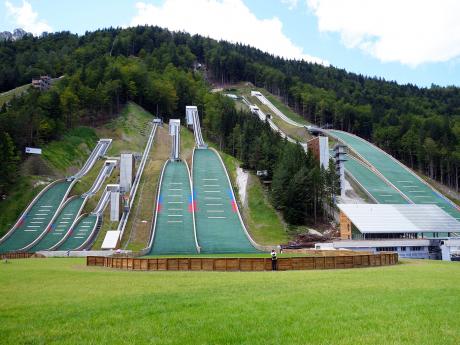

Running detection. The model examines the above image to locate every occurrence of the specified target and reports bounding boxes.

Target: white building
[441,239,460,261]
[120,153,134,193]
[321,204,460,260]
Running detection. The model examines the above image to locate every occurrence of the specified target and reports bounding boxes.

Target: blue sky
[2,0,460,87]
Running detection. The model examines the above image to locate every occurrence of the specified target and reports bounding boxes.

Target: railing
[191,108,206,148]
[87,252,398,271]
[117,123,158,241]
[70,139,112,180]
[253,91,304,128]
[82,161,116,197]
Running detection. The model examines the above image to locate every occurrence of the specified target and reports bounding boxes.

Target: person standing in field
[271,249,277,271]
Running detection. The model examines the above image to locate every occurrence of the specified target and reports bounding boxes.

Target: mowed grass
[1,259,459,345]
[245,175,289,245]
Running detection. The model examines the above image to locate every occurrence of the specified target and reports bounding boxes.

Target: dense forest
[0,26,340,226]
[0,25,459,211]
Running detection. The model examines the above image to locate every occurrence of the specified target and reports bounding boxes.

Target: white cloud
[307,0,460,67]
[5,0,52,36]
[130,0,327,65]
[282,0,299,10]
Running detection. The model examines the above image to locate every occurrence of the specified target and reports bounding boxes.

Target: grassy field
[244,174,289,245]
[1,258,459,345]
[42,127,99,173]
[0,83,30,107]
[181,124,196,164]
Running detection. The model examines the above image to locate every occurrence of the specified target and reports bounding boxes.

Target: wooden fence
[87,253,398,272]
[0,252,34,259]
[282,249,372,256]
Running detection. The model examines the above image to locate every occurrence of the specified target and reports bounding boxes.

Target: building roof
[331,239,431,248]
[337,204,460,233]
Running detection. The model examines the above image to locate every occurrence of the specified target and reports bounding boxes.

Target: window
[400,247,406,251]
[410,246,422,251]
[376,247,397,252]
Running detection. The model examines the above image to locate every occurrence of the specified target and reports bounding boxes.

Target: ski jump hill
[246,90,460,223]
[147,107,269,255]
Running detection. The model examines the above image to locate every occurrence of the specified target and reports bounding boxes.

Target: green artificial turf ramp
[150,160,197,254]
[0,180,72,253]
[30,197,85,251]
[345,156,408,204]
[58,214,98,250]
[331,130,460,221]
[193,149,257,253]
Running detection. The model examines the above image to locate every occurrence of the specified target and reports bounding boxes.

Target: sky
[2,0,460,87]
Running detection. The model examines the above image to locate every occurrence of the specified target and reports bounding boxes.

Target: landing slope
[150,160,197,254]
[0,181,71,252]
[330,130,460,220]
[193,149,257,253]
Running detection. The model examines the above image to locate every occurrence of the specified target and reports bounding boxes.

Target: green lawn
[245,175,289,245]
[1,258,459,345]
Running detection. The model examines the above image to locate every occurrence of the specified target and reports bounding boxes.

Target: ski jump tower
[186,106,207,148]
[169,119,181,160]
[333,143,347,196]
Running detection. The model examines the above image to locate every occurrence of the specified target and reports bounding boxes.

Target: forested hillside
[1,25,459,206]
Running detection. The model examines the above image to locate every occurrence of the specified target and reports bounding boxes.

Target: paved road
[150,160,197,254]
[0,181,72,253]
[193,149,257,253]
[330,130,460,220]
